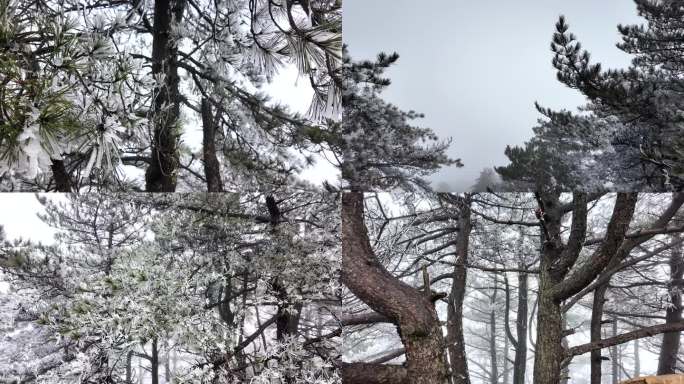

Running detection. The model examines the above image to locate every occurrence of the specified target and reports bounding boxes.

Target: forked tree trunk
[341,192,449,384]
[533,192,638,384]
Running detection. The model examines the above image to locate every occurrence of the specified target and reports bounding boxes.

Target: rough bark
[340,362,409,384]
[446,196,471,384]
[200,98,224,192]
[145,0,186,192]
[341,192,449,384]
[533,269,565,384]
[658,235,683,375]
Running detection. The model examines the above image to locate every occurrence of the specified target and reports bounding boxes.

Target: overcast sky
[0,195,53,244]
[344,0,643,191]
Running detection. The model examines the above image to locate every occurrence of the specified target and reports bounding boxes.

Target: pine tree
[0,0,342,192]
[498,2,684,190]
[334,49,461,191]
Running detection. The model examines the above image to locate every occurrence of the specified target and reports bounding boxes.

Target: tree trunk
[50,159,72,192]
[200,98,223,192]
[560,317,570,384]
[633,339,640,377]
[658,235,683,374]
[341,362,408,384]
[145,0,186,192]
[590,283,609,384]
[126,350,133,383]
[533,191,638,384]
[164,345,171,383]
[446,196,471,384]
[274,278,303,343]
[489,278,499,384]
[513,271,528,384]
[611,318,619,384]
[533,192,566,384]
[533,274,564,384]
[503,327,510,384]
[341,192,449,384]
[151,338,159,384]
[266,195,302,384]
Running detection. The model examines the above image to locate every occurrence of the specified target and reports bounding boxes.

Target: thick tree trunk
[50,159,73,192]
[658,235,683,374]
[533,192,566,384]
[533,274,564,384]
[513,271,528,384]
[533,191,637,384]
[145,0,186,192]
[200,98,223,192]
[341,192,449,384]
[446,197,471,384]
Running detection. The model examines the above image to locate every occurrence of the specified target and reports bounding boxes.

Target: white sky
[177,63,340,187]
[265,66,341,185]
[0,194,54,293]
[0,194,54,243]
[344,0,643,191]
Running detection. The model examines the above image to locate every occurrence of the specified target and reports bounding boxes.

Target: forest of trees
[0,0,683,383]
[0,192,341,383]
[341,192,684,384]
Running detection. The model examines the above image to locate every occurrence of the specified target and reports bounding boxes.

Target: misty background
[343,0,642,191]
